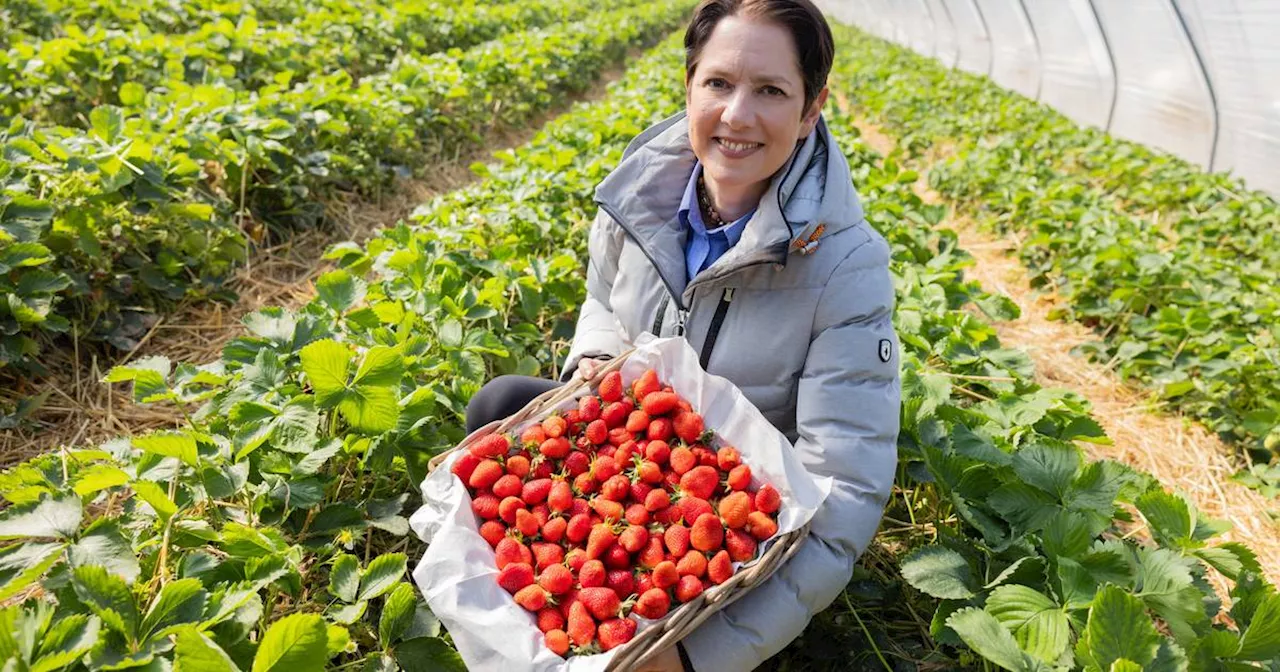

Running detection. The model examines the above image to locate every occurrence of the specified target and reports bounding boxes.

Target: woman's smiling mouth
[715,137,764,157]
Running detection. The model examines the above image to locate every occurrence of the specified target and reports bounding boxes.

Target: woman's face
[686,15,827,199]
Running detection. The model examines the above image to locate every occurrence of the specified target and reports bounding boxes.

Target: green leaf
[251,613,328,672]
[73,464,131,496]
[1237,594,1280,661]
[69,520,140,582]
[0,542,64,601]
[946,607,1042,672]
[353,346,403,387]
[133,432,199,467]
[985,585,1070,664]
[900,546,978,599]
[299,339,351,406]
[141,578,206,639]
[33,611,99,672]
[173,625,241,671]
[316,269,366,314]
[89,106,125,143]
[325,601,367,625]
[72,564,138,639]
[394,637,466,672]
[119,82,147,106]
[1012,439,1080,499]
[1135,490,1194,548]
[358,553,407,602]
[379,583,417,646]
[326,624,349,657]
[329,554,359,603]
[1076,586,1159,669]
[338,386,399,435]
[1108,660,1142,672]
[951,424,1011,466]
[132,480,178,521]
[0,493,82,540]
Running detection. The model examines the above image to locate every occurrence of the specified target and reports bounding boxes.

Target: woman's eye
[706,78,729,89]
[761,85,785,96]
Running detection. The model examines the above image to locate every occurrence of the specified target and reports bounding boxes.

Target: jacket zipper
[699,287,734,370]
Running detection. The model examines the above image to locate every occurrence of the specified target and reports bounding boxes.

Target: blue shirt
[678,162,752,282]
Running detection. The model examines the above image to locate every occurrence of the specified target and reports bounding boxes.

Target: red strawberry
[451,452,482,483]
[586,524,617,560]
[565,409,584,428]
[539,436,571,459]
[625,410,651,434]
[573,472,598,496]
[542,416,567,439]
[680,466,719,500]
[468,460,504,490]
[505,454,531,479]
[470,433,510,459]
[755,484,781,514]
[638,537,666,569]
[633,588,671,619]
[492,474,522,499]
[567,602,596,647]
[606,569,635,598]
[636,571,655,595]
[664,523,691,557]
[653,504,680,526]
[675,574,704,602]
[597,443,617,458]
[580,559,607,588]
[632,369,661,402]
[533,460,554,480]
[471,492,500,520]
[497,562,535,594]
[578,587,622,621]
[727,464,752,491]
[565,451,591,476]
[718,491,752,529]
[532,503,550,527]
[725,529,758,562]
[599,371,624,403]
[590,497,625,523]
[545,628,570,656]
[604,543,632,570]
[629,481,654,505]
[565,548,587,574]
[677,549,708,578]
[548,481,573,513]
[745,511,779,541]
[598,617,637,651]
[578,395,602,422]
[652,561,679,589]
[498,496,525,525]
[645,489,671,512]
[541,516,567,543]
[644,440,671,465]
[514,584,548,611]
[694,446,719,468]
[691,513,725,552]
[479,520,507,547]
[538,563,574,595]
[608,427,634,447]
[716,446,741,471]
[669,446,696,475]
[585,419,608,445]
[538,607,565,633]
[566,514,593,544]
[619,525,650,553]
[522,478,553,505]
[495,538,532,569]
[707,550,733,585]
[601,399,630,427]
[520,424,547,447]
[673,411,705,444]
[570,497,591,517]
[678,496,714,525]
[532,542,564,571]
[637,460,663,485]
[625,503,651,526]
[641,391,679,417]
[601,475,631,502]
[591,455,621,481]
[647,418,674,442]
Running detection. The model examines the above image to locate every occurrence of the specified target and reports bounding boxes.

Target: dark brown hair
[683,0,834,112]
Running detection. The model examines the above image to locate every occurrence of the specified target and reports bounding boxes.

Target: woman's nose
[720,90,753,129]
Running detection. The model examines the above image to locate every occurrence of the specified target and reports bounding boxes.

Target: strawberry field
[3,5,1280,672]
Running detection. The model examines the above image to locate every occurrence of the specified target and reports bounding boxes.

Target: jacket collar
[594,111,864,306]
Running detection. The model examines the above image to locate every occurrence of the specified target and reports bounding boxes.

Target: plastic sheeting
[818,0,1280,197]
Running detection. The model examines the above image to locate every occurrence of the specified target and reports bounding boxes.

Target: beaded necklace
[696,172,726,228]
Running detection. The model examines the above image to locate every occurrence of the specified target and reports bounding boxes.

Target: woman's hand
[636,645,685,672]
[575,356,604,382]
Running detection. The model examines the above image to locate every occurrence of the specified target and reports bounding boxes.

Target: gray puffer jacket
[560,111,900,672]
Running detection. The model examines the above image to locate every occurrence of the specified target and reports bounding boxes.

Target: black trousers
[465,375,562,435]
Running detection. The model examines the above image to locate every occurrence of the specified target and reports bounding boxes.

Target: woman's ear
[800,87,829,137]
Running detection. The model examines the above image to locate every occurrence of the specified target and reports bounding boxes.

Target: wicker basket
[426,351,812,671]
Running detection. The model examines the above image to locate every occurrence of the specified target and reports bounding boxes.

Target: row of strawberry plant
[0,0,693,378]
[4,28,1278,672]
[1,0,638,127]
[828,26,1280,471]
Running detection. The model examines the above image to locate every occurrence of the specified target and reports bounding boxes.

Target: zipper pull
[724,287,735,303]
[674,308,688,336]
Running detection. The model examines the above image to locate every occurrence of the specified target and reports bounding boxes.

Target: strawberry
[586,524,617,560]
[538,563,574,595]
[636,571,655,595]
[514,584,548,611]
[570,498,591,517]
[675,574,704,602]
[471,492,500,519]
[565,548,587,573]
[636,460,663,485]
[625,503,651,526]
[605,569,635,598]
[520,424,547,447]
[492,473,522,499]
[691,513,725,552]
[680,466,719,500]
[638,537,666,569]
[694,446,719,468]
[678,496,714,525]
[468,460,504,490]
[548,480,573,513]
[647,418,674,442]
[566,513,593,543]
[669,446,696,475]
[495,538,532,569]
[532,504,550,527]
[601,398,630,427]
[718,491,752,529]
[578,395,602,422]
[644,440,671,465]
[522,478,553,505]
[707,550,733,585]
[644,488,671,512]
[745,511,779,541]
[532,542,564,571]
[505,454,531,479]
[470,433,510,459]
[632,369,661,402]
[451,452,482,483]
[755,484,781,514]
[608,427,633,447]
[725,529,758,562]
[564,451,591,476]
[590,497,625,523]
[541,516,567,543]
[653,504,680,526]
[664,523,691,557]
[629,481,654,505]
[633,588,671,620]
[605,542,632,570]
[538,607,565,633]
[573,472,598,496]
[599,371,624,403]
[591,455,621,481]
[533,460,554,480]
[498,496,525,525]
[600,474,631,502]
[652,561,679,589]
[578,587,622,621]
[625,410,651,434]
[539,436,571,459]
[641,391,679,417]
[677,549,707,577]
[596,443,616,458]
[619,524,649,553]
[567,602,596,647]
[564,409,584,428]
[580,559,607,588]
[598,617,637,651]
[545,628,570,656]
[559,587,580,619]
[716,446,741,471]
[497,562,535,594]
[585,419,608,445]
[726,464,752,491]
[673,411,705,444]
[542,416,567,439]
[479,520,507,547]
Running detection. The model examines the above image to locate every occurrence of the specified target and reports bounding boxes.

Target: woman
[465,1,900,670]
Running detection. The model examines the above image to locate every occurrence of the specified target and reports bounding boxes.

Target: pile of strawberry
[449,368,782,657]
